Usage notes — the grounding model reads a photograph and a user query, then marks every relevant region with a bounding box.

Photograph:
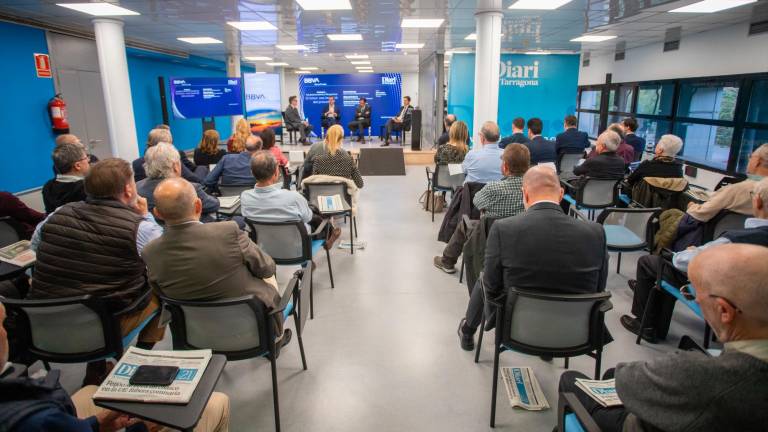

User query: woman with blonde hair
[311,124,364,188]
[194,129,226,166]
[434,120,469,164]
[227,118,251,153]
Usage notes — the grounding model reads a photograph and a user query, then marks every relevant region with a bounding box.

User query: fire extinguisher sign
[34,53,52,78]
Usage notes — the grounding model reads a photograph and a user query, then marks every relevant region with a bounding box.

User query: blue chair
[563,178,621,220]
[598,207,661,274]
[558,392,601,432]
[246,219,333,319]
[2,290,158,369]
[426,164,465,222]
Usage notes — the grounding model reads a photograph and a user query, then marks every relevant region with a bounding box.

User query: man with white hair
[461,121,504,184]
[136,142,219,220]
[626,134,684,189]
[622,177,768,343]
[572,129,626,179]
[132,127,203,183]
[560,243,768,431]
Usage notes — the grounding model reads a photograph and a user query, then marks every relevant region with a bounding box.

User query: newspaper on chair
[500,366,550,411]
[0,241,36,267]
[318,195,344,213]
[93,347,212,404]
[575,378,623,407]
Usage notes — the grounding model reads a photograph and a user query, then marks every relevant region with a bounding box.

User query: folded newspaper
[500,367,550,411]
[93,347,212,404]
[318,195,344,213]
[218,195,240,209]
[575,378,623,407]
[0,240,36,267]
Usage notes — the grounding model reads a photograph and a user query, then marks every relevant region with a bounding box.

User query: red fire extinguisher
[48,93,70,134]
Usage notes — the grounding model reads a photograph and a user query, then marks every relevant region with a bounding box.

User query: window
[579,90,601,111]
[747,80,768,124]
[674,123,733,170]
[637,83,674,116]
[608,86,633,113]
[636,118,671,152]
[737,129,768,173]
[677,81,739,121]
[578,112,600,138]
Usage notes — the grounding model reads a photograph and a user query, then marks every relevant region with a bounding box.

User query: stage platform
[280,137,436,166]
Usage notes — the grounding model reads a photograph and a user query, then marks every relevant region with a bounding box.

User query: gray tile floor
[57,165,709,431]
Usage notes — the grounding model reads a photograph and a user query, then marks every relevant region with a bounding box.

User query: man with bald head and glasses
[559,243,768,432]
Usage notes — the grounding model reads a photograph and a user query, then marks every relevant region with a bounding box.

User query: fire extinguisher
[48,93,70,135]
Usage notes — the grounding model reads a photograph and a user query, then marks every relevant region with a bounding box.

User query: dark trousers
[559,370,628,432]
[348,119,370,138]
[322,117,338,128]
[442,218,475,266]
[463,278,486,334]
[288,122,312,141]
[385,119,404,141]
[631,255,688,339]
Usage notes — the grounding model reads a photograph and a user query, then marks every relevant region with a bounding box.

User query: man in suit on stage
[348,97,372,142]
[382,96,414,146]
[321,96,341,129]
[284,96,313,145]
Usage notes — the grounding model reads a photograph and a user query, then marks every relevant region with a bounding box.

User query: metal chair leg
[617,252,622,274]
[326,248,334,288]
[594,349,602,380]
[564,357,569,369]
[475,316,485,363]
[269,355,281,432]
[293,311,308,371]
[459,256,465,284]
[490,342,501,428]
[431,191,436,222]
[636,287,657,345]
[353,216,358,237]
[309,274,314,320]
[349,217,354,255]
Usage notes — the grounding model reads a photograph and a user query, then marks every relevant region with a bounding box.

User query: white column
[227,54,243,134]
[92,18,139,160]
[472,0,503,142]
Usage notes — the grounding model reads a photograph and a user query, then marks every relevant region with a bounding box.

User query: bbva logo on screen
[381,76,397,85]
[303,77,320,84]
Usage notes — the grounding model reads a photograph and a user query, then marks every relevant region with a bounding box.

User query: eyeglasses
[679,284,742,313]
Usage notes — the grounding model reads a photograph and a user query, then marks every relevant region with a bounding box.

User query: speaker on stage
[410,109,422,150]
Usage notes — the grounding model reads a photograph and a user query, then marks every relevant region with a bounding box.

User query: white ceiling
[0,0,763,73]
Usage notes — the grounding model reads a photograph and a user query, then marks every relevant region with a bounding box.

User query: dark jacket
[353,103,371,121]
[526,136,557,165]
[133,155,202,184]
[722,225,768,245]
[556,128,590,155]
[437,182,485,243]
[626,156,683,187]
[42,179,86,214]
[499,132,530,149]
[463,216,498,294]
[136,177,219,216]
[394,105,415,128]
[284,105,304,125]
[321,104,341,122]
[573,151,626,179]
[437,131,450,147]
[0,192,45,239]
[29,199,149,312]
[193,148,225,166]
[624,133,646,156]
[483,202,608,302]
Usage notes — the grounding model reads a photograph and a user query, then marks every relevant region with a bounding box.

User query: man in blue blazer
[526,118,557,165]
[622,117,646,161]
[555,115,590,156]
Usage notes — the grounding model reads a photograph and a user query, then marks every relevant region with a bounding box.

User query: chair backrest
[245,220,310,264]
[296,267,311,335]
[578,178,619,208]
[0,217,23,248]
[304,182,352,210]
[218,184,254,197]
[501,288,611,356]
[434,164,465,190]
[708,210,750,241]
[2,295,121,363]
[161,295,272,361]
[558,153,583,175]
[599,208,661,248]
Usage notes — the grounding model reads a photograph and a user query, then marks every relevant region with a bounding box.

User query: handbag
[418,190,446,212]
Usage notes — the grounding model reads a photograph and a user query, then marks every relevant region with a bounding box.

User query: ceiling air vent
[750,3,768,35]
[749,20,768,36]
[582,51,590,67]
[614,41,626,61]
[663,27,681,52]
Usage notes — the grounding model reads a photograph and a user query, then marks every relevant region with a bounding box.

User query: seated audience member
[133,128,202,183]
[52,134,99,174]
[626,134,684,188]
[462,121,504,184]
[433,144,530,274]
[204,135,262,189]
[28,159,165,384]
[0,192,44,239]
[301,138,328,182]
[499,117,530,149]
[227,118,251,154]
[586,123,633,164]
[42,142,90,213]
[572,130,626,179]
[142,177,290,342]
[137,143,219,220]
[560,243,768,432]
[525,118,556,165]
[0,302,230,432]
[311,125,364,188]
[437,114,457,147]
[434,121,469,165]
[457,166,608,350]
[622,116,646,159]
[621,177,768,342]
[261,128,288,167]
[555,115,589,155]
[194,129,226,167]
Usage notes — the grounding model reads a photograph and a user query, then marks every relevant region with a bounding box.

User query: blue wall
[0,22,57,193]
[447,53,580,140]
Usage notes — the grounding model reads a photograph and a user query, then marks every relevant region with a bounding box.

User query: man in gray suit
[457,165,608,351]
[284,95,312,144]
[142,177,288,338]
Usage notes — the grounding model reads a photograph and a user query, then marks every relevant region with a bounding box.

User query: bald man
[457,165,608,351]
[141,178,287,338]
[461,121,504,184]
[560,244,768,431]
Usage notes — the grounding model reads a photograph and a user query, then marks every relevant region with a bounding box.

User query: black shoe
[628,279,637,292]
[381,142,390,147]
[458,319,474,351]
[539,355,553,362]
[620,315,657,343]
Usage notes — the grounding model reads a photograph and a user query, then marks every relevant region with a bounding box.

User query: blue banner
[447,54,580,140]
[298,73,402,136]
[170,77,243,119]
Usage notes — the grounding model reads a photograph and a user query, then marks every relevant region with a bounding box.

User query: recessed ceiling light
[401,18,444,28]
[253,71,267,74]
[358,70,374,73]
[295,0,351,10]
[295,70,311,74]
[276,44,308,50]
[525,50,552,55]
[355,66,373,69]
[465,33,503,40]
[243,56,273,61]
[570,35,617,42]
[227,21,277,31]
[266,62,289,66]
[177,37,223,44]
[328,34,363,41]
[508,0,573,9]
[395,43,425,49]
[345,54,369,59]
[300,66,319,70]
[56,2,139,16]
[350,61,371,65]
[669,0,756,13]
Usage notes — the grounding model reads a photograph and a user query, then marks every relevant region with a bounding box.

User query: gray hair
[245,135,263,152]
[55,134,81,147]
[146,128,173,148]
[480,121,500,143]
[656,134,683,157]
[753,143,768,166]
[144,142,180,179]
[755,177,768,204]
[598,130,621,152]
[52,142,87,174]
[607,123,625,140]
[250,151,278,182]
